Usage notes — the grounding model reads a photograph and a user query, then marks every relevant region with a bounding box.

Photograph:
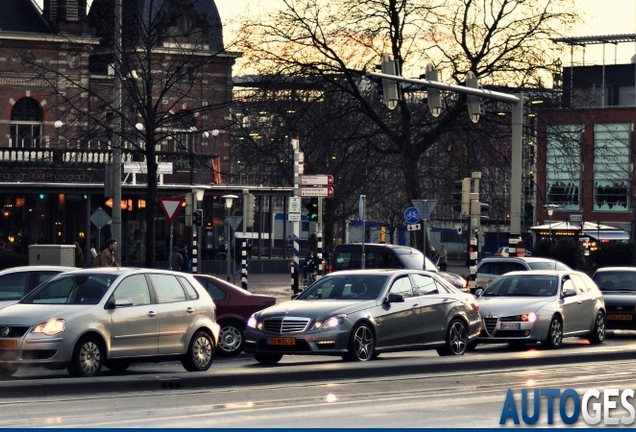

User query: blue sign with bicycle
[404,207,421,224]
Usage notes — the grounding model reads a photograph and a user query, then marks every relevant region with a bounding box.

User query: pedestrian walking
[100,238,119,267]
[170,246,184,270]
[74,241,84,267]
[439,245,448,271]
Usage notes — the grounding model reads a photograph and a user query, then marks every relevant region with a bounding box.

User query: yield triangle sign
[159,196,185,225]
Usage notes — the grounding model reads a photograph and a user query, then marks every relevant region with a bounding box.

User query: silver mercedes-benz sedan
[0,267,219,378]
[475,270,606,348]
[244,269,482,365]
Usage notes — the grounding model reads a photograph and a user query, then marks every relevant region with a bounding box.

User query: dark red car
[194,274,276,356]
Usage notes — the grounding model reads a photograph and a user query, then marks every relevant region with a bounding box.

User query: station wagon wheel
[437,319,468,356]
[345,323,375,361]
[254,353,283,365]
[588,311,606,344]
[68,335,104,377]
[217,320,245,357]
[541,316,563,349]
[181,331,214,372]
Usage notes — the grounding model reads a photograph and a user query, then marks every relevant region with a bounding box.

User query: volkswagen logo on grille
[0,327,9,337]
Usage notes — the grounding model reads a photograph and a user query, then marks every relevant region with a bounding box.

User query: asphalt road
[2,332,636,399]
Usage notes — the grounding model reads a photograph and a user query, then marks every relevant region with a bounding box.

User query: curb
[1,346,633,399]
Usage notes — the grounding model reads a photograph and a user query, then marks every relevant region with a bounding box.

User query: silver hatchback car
[0,268,219,377]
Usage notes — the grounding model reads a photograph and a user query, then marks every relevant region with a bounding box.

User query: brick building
[0,0,239,263]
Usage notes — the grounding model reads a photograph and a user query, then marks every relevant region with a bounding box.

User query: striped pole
[468,236,478,292]
[191,227,198,273]
[241,240,248,290]
[316,230,323,279]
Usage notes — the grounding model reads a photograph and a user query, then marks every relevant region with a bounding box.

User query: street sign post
[404,207,421,224]
[300,187,334,198]
[300,174,334,186]
[288,197,301,222]
[158,196,186,265]
[90,207,111,254]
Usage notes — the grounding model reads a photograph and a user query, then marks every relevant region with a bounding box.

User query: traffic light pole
[291,138,301,296]
[367,68,524,258]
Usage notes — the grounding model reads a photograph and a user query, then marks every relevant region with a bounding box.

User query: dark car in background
[244,269,482,365]
[194,274,277,356]
[474,257,571,293]
[329,243,469,292]
[592,267,636,330]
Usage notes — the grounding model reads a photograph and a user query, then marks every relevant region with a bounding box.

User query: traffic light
[470,199,490,229]
[425,64,442,117]
[243,191,255,228]
[466,71,483,123]
[452,178,471,216]
[193,209,203,226]
[305,198,318,221]
[379,53,400,110]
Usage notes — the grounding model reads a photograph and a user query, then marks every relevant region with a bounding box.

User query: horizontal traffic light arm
[366,70,520,104]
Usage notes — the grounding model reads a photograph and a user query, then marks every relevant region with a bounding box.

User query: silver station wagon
[0,268,219,377]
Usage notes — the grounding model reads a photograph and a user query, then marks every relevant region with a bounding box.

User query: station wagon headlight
[312,314,346,330]
[32,318,66,336]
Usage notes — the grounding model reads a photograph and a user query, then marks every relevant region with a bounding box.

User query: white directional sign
[300,174,334,186]
[407,224,421,231]
[300,187,334,198]
[288,197,301,222]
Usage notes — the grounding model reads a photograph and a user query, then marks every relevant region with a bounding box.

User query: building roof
[0,0,51,34]
[552,34,636,46]
[89,0,224,52]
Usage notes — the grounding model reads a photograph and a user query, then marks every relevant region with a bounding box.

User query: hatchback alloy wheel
[68,336,103,377]
[182,331,214,372]
[588,311,606,344]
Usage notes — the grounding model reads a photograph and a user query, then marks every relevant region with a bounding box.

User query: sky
[33,0,636,63]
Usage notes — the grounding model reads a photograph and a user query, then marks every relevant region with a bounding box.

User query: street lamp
[54,120,63,147]
[193,188,205,273]
[222,194,238,281]
[544,204,558,243]
[135,122,144,149]
[211,129,219,155]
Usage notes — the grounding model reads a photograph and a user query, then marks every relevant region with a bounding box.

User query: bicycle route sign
[404,207,421,224]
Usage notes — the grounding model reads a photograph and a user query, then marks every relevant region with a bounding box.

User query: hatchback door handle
[186,307,195,314]
[147,311,156,317]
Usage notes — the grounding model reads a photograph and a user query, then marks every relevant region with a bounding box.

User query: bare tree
[234,0,578,236]
[31,0,235,266]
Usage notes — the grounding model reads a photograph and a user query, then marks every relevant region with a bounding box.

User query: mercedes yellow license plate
[609,314,633,321]
[268,337,295,346]
[0,340,18,349]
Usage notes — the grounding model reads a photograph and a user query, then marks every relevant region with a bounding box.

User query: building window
[546,124,582,210]
[593,123,632,211]
[10,97,43,148]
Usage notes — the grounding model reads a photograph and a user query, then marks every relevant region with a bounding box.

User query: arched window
[10,98,43,148]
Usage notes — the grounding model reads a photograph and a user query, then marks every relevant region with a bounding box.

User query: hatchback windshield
[20,274,118,305]
[297,274,389,300]
[482,275,558,297]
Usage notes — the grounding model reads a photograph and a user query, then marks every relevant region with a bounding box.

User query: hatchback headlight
[311,314,346,331]
[32,318,67,336]
[510,313,537,323]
